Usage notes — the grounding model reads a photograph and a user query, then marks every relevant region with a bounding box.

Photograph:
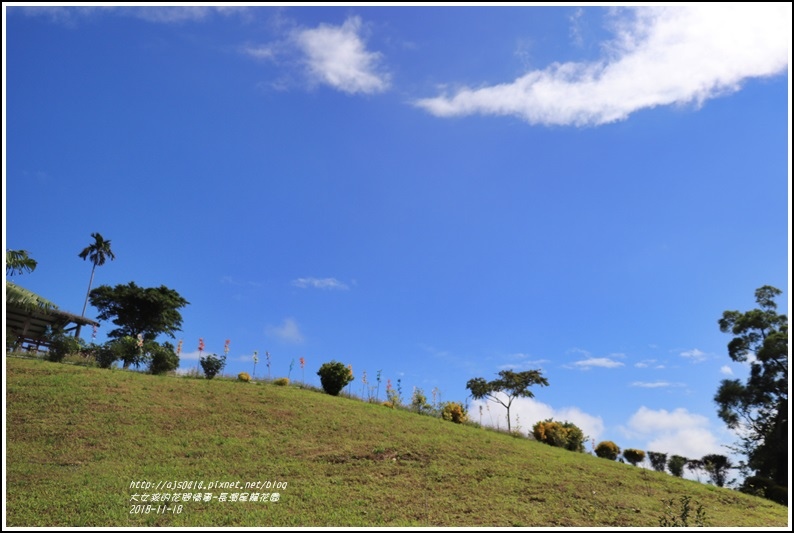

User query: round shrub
[147,341,179,375]
[595,440,621,460]
[199,353,226,379]
[532,419,587,452]
[238,372,251,382]
[441,401,468,424]
[317,360,354,396]
[272,377,289,386]
[623,448,646,466]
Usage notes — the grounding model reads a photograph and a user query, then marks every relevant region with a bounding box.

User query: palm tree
[5,249,57,312]
[6,249,38,276]
[78,233,116,318]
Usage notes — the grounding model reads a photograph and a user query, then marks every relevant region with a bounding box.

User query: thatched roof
[5,297,99,351]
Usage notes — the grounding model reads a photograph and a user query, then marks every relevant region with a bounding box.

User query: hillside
[4,357,789,527]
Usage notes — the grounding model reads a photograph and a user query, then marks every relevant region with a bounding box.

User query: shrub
[595,440,621,460]
[623,448,646,467]
[440,401,468,424]
[100,336,148,369]
[147,341,179,375]
[668,455,688,478]
[648,451,668,472]
[47,333,85,363]
[237,372,251,382]
[317,360,354,396]
[741,476,788,505]
[411,387,431,414]
[658,495,708,527]
[273,377,289,386]
[532,419,587,452]
[199,353,226,379]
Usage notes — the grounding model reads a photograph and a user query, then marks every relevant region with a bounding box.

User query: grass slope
[5,357,789,527]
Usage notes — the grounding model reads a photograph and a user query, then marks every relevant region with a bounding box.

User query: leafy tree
[147,341,180,375]
[78,233,116,317]
[200,353,226,379]
[648,451,668,473]
[623,448,646,467]
[466,369,548,432]
[89,282,189,342]
[667,455,688,478]
[701,454,733,488]
[714,285,788,493]
[317,360,354,396]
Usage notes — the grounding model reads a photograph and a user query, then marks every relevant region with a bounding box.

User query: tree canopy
[714,285,788,494]
[466,369,548,432]
[89,282,189,341]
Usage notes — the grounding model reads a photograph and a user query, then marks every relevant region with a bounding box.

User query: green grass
[5,356,789,527]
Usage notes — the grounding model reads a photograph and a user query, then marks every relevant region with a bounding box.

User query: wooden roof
[5,304,99,351]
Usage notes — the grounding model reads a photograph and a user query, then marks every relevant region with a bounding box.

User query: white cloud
[265,317,304,344]
[415,5,789,126]
[630,381,679,388]
[720,365,733,376]
[472,396,605,443]
[621,406,723,459]
[294,16,390,94]
[292,277,349,290]
[573,357,624,369]
[680,348,707,362]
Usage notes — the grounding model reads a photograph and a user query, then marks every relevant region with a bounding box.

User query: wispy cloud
[294,16,390,94]
[572,357,624,369]
[20,6,249,25]
[265,317,304,344]
[221,276,263,288]
[680,348,707,363]
[292,277,349,290]
[720,365,733,376]
[630,381,681,389]
[635,359,664,369]
[414,5,789,126]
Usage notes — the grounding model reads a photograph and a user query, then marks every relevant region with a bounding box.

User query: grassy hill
[5,356,790,527]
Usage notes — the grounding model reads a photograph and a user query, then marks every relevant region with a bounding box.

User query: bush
[47,333,85,363]
[595,440,621,460]
[741,476,787,505]
[440,401,468,424]
[273,377,289,386]
[648,451,668,472]
[147,341,180,375]
[668,455,688,478]
[623,448,646,466]
[532,419,587,452]
[411,387,431,414]
[199,353,226,379]
[238,372,251,382]
[317,360,354,396]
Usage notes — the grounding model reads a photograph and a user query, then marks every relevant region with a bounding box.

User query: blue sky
[3,4,791,480]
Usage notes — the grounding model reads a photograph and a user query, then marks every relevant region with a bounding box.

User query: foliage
[714,285,788,490]
[317,360,354,396]
[739,476,787,506]
[5,250,57,312]
[411,387,431,414]
[147,341,180,375]
[658,495,708,527]
[45,329,86,363]
[594,441,620,461]
[532,419,586,452]
[238,372,251,382]
[89,282,190,341]
[440,401,468,424]
[199,353,226,380]
[466,369,548,432]
[6,249,38,276]
[648,451,668,473]
[701,454,732,488]
[668,455,688,478]
[623,448,646,467]
[273,377,290,386]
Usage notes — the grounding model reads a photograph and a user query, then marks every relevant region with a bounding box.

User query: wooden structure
[5,304,99,352]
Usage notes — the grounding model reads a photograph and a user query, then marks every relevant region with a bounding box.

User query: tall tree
[714,285,788,495]
[78,233,116,318]
[89,282,189,341]
[466,369,549,432]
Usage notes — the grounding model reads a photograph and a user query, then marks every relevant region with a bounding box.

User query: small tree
[648,451,668,473]
[623,448,646,467]
[466,369,548,432]
[702,454,733,487]
[147,341,180,375]
[200,353,226,379]
[532,419,587,452]
[668,455,688,478]
[595,440,621,460]
[411,387,431,414]
[317,360,354,396]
